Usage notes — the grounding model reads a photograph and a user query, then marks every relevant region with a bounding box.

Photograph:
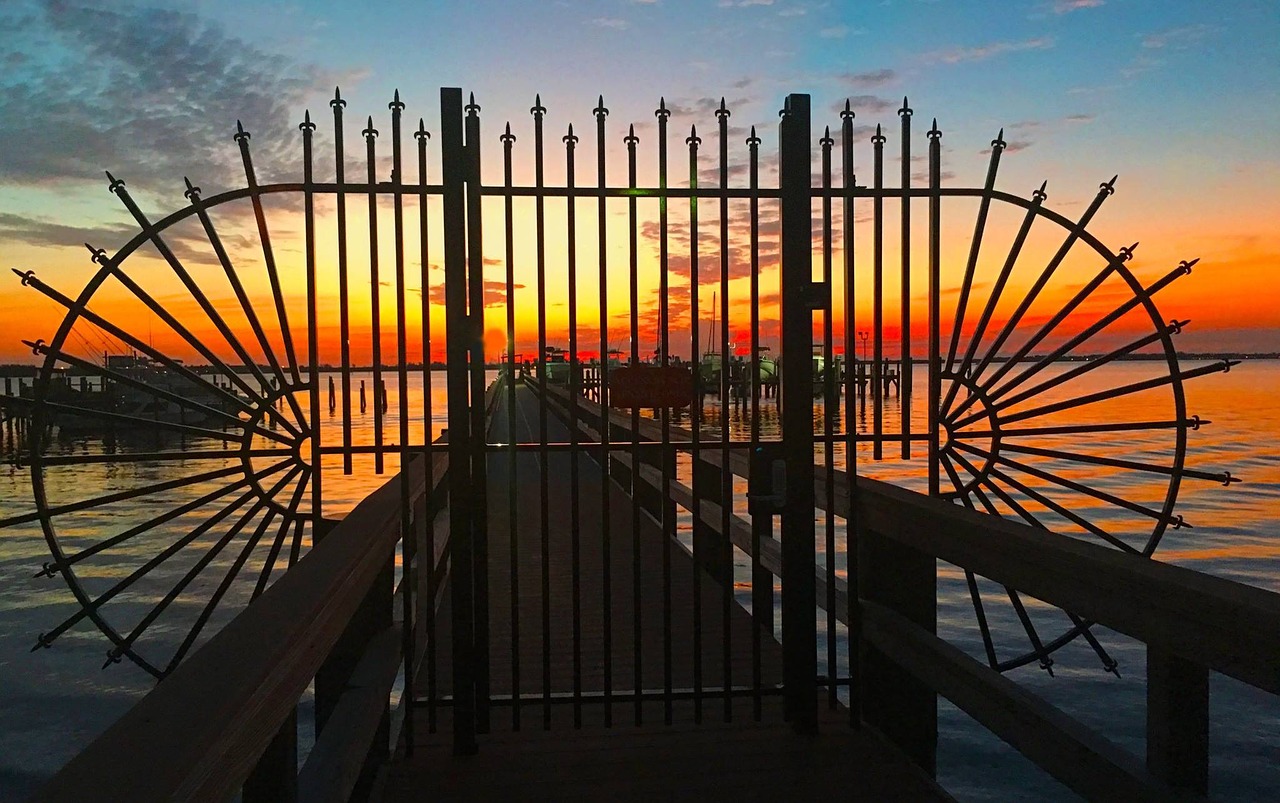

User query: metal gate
[2,84,1233,757]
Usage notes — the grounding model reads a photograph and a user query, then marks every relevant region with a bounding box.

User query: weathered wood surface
[378,384,945,800]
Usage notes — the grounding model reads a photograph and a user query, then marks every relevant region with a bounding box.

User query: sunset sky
[1,0,1276,365]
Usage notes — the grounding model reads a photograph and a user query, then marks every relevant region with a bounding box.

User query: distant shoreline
[0,352,1276,377]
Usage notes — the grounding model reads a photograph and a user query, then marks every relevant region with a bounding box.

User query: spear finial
[716,97,730,119]
[656,97,670,120]
[414,118,430,141]
[331,86,346,109]
[840,99,854,121]
[898,96,912,116]
[594,95,609,118]
[363,116,378,138]
[531,93,546,117]
[299,109,315,133]
[234,120,250,142]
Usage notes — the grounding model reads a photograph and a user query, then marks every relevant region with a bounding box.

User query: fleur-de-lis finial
[183,177,201,201]
[594,95,609,118]
[1032,180,1048,202]
[1101,174,1118,195]
[820,125,834,148]
[872,123,885,145]
[624,123,639,146]
[563,123,578,146]
[234,120,250,143]
[390,89,405,113]
[299,109,315,133]
[531,93,546,118]
[991,128,1006,151]
[466,92,480,115]
[655,97,670,121]
[746,125,760,148]
[414,118,430,141]
[363,116,378,138]
[686,124,700,147]
[899,96,912,117]
[331,86,346,109]
[500,121,516,145]
[104,170,125,194]
[84,243,109,265]
[928,118,941,140]
[715,97,730,120]
[840,99,854,121]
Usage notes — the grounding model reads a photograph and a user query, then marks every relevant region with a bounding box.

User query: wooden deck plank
[378,385,946,801]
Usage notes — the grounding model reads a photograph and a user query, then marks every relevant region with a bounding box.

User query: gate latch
[805,281,830,310]
[747,444,787,516]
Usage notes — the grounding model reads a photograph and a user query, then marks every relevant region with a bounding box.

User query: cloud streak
[924,37,1054,65]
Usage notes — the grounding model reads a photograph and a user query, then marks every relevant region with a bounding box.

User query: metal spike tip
[875,123,882,134]
[599,94,605,106]
[334,86,341,100]
[931,118,938,130]
[83,242,95,253]
[394,89,401,102]
[505,121,511,134]
[1183,257,1201,269]
[750,124,756,135]
[824,125,831,137]
[1129,241,1140,252]
[104,170,115,183]
[367,115,374,127]
[629,123,635,134]
[1038,179,1048,192]
[997,127,1004,139]
[237,120,245,134]
[902,95,909,107]
[304,109,311,124]
[845,99,851,111]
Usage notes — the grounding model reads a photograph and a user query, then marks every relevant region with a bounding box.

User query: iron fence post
[778,92,818,734]
[441,86,477,755]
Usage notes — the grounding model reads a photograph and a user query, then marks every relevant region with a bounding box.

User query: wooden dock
[376,384,946,800]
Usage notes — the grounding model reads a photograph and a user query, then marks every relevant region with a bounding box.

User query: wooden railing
[34,450,449,803]
[538,380,1280,801]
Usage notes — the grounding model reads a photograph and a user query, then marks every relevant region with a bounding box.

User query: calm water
[0,361,1276,800]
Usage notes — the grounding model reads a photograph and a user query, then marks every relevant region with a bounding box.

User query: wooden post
[858,527,937,775]
[242,709,298,803]
[1146,646,1209,794]
[692,455,732,587]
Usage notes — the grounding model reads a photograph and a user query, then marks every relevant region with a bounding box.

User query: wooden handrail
[539,381,1280,694]
[35,452,446,803]
[535,379,1278,796]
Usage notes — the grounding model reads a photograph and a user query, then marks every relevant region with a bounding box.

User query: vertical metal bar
[531,94,553,730]
[594,96,613,727]
[899,99,912,459]
[839,100,859,726]
[656,97,674,725]
[464,94,490,734]
[871,124,885,460]
[414,117,438,735]
[746,125,765,723]
[778,93,817,734]
[364,116,385,474]
[686,123,703,724]
[300,110,323,555]
[440,86,476,755]
[927,120,942,500]
[235,122,302,389]
[564,121,583,728]
[332,89,353,474]
[624,124,643,726]
[820,126,836,710]
[500,121,520,731]
[389,91,415,753]
[716,98,733,723]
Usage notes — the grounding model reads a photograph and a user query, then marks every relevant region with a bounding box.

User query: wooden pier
[32,375,1280,802]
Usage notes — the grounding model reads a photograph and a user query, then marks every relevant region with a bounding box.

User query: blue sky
[1,0,1277,353]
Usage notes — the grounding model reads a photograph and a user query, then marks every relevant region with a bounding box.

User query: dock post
[778,92,818,734]
[858,527,937,774]
[1146,647,1209,793]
